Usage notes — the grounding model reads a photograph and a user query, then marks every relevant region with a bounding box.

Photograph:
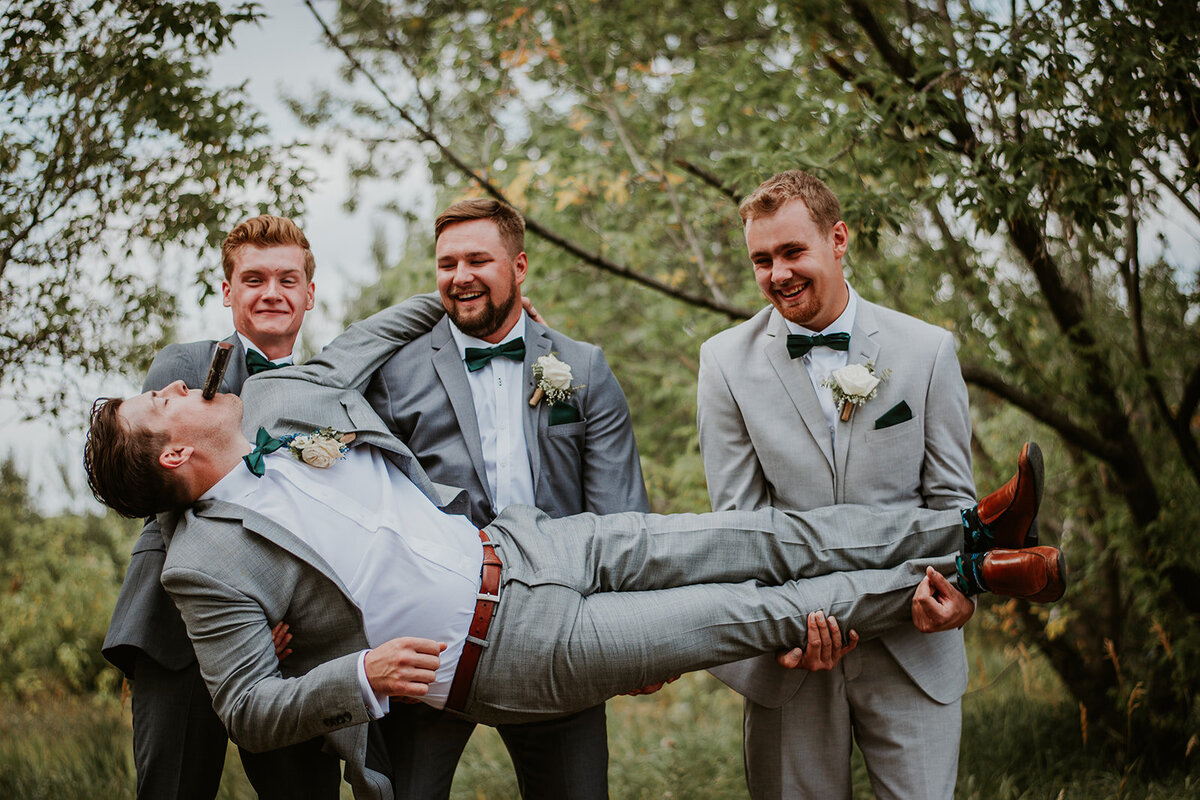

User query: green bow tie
[786,332,851,358]
[246,350,287,376]
[464,338,526,372]
[242,428,283,477]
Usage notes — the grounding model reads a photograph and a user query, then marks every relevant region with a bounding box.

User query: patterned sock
[955,552,989,595]
[961,507,994,553]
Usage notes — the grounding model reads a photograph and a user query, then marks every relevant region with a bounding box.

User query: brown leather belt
[445,529,502,712]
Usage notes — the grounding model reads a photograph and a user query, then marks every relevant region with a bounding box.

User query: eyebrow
[239,267,305,276]
[438,249,492,261]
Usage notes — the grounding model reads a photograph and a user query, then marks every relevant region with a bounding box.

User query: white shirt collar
[236,332,294,366]
[201,456,261,504]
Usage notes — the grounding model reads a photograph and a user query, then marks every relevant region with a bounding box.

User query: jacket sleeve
[696,340,772,512]
[919,331,976,509]
[161,563,371,753]
[267,293,445,393]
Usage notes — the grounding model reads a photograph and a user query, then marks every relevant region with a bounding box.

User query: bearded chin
[450,291,518,339]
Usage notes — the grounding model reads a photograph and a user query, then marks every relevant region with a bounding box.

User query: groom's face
[746,198,849,331]
[436,218,528,344]
[119,380,243,455]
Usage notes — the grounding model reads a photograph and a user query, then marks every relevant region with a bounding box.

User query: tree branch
[304,0,755,321]
[672,157,740,203]
[1138,156,1200,226]
[960,363,1123,462]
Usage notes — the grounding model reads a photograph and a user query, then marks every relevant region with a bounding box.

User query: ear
[159,444,194,471]
[831,220,850,260]
[221,280,232,308]
[513,252,529,286]
[305,280,315,310]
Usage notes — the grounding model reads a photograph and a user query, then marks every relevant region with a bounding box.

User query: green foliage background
[321,0,1200,765]
[1,0,1199,792]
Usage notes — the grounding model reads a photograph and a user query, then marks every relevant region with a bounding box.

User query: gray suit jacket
[365,315,648,527]
[160,295,468,800]
[697,294,975,707]
[103,334,251,677]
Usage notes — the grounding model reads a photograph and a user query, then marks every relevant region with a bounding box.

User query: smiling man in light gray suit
[364,199,649,800]
[698,170,978,800]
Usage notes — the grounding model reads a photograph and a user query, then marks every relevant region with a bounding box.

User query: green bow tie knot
[464,338,526,372]
[242,428,284,477]
[786,332,851,359]
[246,350,286,375]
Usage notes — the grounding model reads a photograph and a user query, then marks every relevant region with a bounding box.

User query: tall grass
[3,632,1196,799]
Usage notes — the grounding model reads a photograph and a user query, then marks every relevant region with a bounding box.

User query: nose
[164,379,189,396]
[770,259,792,286]
[262,278,283,301]
[451,261,474,285]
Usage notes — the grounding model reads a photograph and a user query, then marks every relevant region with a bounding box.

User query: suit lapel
[430,319,493,503]
[764,311,835,472]
[523,321,552,494]
[834,297,882,496]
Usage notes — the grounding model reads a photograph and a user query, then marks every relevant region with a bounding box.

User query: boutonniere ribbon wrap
[279,427,356,468]
[529,353,585,407]
[823,363,890,423]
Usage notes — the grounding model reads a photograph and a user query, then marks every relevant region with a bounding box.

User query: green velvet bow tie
[245,350,286,376]
[786,332,851,358]
[464,338,526,372]
[242,428,283,477]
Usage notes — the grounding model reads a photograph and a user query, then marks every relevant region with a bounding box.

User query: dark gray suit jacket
[102,334,251,677]
[365,315,648,526]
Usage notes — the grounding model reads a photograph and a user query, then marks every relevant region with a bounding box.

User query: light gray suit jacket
[103,334,251,677]
[697,295,975,708]
[364,315,648,527]
[160,294,467,800]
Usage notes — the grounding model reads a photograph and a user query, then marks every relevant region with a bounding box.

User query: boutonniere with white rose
[529,353,585,407]
[823,362,891,422]
[278,427,356,468]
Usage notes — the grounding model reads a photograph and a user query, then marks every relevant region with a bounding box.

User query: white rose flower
[301,438,343,468]
[831,364,880,398]
[536,355,573,390]
[291,434,313,448]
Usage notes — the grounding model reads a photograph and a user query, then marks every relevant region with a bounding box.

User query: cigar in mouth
[202,342,234,400]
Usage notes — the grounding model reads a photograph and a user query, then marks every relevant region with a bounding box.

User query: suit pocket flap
[548,402,581,426]
[874,400,913,430]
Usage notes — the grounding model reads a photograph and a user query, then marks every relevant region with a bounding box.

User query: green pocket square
[874,401,913,430]
[549,402,581,425]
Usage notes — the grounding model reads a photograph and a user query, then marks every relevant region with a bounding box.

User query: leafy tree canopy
[311,0,1200,765]
[0,0,308,415]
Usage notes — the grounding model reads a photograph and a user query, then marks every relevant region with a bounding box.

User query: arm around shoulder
[279,292,445,393]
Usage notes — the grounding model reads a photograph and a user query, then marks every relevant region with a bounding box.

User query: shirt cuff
[357,650,389,719]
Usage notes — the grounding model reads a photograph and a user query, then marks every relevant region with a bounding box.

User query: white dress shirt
[202,444,484,714]
[448,313,536,511]
[783,286,858,445]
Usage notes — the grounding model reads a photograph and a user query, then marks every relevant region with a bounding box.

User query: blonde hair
[221,215,316,281]
[738,170,842,233]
